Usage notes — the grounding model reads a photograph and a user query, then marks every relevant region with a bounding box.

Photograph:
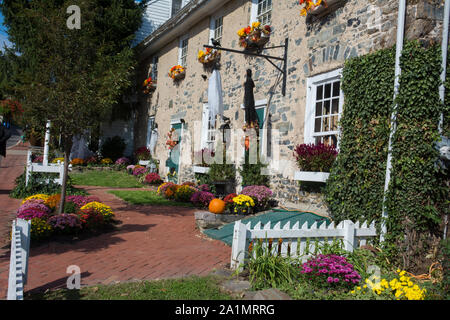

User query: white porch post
[43,120,51,166]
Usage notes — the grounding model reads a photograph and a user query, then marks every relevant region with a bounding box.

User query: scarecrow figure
[243,69,258,130]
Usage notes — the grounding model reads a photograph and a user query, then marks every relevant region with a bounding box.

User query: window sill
[193,166,210,174]
[294,171,330,183]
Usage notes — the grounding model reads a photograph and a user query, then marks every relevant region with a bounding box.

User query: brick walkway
[0,147,231,298]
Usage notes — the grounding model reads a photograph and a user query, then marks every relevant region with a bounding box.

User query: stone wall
[135,0,446,210]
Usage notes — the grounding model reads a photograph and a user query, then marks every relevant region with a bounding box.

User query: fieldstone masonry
[135,0,445,212]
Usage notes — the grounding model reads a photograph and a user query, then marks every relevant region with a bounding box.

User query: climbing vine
[325,41,449,271]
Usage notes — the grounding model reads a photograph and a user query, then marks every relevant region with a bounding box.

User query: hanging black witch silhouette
[243,69,258,130]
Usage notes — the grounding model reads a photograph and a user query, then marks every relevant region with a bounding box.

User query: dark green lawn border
[109,190,194,207]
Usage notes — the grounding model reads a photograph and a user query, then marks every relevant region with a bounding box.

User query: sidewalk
[0,148,231,298]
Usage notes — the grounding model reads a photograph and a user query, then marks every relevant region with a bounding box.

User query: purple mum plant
[66,195,102,209]
[190,191,215,208]
[115,157,130,166]
[48,214,82,234]
[300,254,361,288]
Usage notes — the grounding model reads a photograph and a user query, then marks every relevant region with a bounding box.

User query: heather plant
[190,191,215,208]
[240,185,273,210]
[299,254,361,289]
[294,143,338,172]
[48,214,82,235]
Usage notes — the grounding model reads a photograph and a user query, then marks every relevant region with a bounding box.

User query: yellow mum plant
[80,202,114,222]
[22,194,50,204]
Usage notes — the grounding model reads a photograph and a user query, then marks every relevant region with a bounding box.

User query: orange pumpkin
[209,198,226,214]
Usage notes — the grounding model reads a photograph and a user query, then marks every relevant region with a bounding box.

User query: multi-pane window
[257,0,272,25]
[206,113,216,150]
[313,80,341,146]
[213,16,223,43]
[152,56,158,81]
[179,37,188,67]
[304,69,343,148]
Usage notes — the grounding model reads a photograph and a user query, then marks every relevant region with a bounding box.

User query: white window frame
[304,68,344,148]
[201,103,217,150]
[178,35,189,67]
[250,0,272,25]
[146,116,155,149]
[209,15,223,45]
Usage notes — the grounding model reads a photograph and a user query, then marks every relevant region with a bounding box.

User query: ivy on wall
[325,46,395,225]
[325,41,449,271]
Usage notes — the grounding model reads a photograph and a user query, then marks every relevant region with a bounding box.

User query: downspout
[440,0,449,239]
[380,0,406,243]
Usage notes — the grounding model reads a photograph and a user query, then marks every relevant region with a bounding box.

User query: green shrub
[100,136,126,162]
[10,171,86,199]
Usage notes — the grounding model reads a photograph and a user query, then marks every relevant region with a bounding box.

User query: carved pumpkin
[209,198,226,214]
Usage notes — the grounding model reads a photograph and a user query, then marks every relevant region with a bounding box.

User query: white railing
[26,149,65,186]
[7,219,31,300]
[231,219,377,270]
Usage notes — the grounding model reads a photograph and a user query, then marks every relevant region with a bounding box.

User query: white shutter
[201,104,209,149]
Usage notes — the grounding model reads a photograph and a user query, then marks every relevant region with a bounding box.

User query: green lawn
[26,276,233,300]
[70,170,143,188]
[109,190,194,207]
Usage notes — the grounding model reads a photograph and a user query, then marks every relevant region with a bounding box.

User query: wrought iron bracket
[204,37,289,96]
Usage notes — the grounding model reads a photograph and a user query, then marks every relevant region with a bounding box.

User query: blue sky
[0,3,12,51]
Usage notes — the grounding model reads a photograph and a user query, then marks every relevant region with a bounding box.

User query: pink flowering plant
[299,254,361,289]
[65,195,102,209]
[132,166,148,177]
[240,185,273,210]
[17,200,51,220]
[294,143,338,172]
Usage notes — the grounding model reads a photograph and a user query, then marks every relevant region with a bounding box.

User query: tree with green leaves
[1,0,147,213]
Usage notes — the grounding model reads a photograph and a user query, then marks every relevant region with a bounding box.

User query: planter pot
[309,0,344,16]
[294,171,330,183]
[172,71,186,81]
[139,160,150,166]
[193,166,210,174]
[245,33,270,50]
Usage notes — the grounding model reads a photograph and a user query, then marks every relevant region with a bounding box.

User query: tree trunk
[58,136,73,214]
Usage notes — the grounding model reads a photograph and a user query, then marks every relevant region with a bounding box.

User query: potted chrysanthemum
[293,143,338,182]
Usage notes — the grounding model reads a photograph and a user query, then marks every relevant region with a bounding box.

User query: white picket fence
[230,219,377,270]
[26,149,65,186]
[7,219,31,300]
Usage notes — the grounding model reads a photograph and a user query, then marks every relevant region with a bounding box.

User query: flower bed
[17,193,115,241]
[155,181,274,216]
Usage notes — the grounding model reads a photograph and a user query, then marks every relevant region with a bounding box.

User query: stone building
[132,0,446,213]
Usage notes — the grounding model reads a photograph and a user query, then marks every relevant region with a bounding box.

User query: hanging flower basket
[142,77,156,94]
[198,48,221,68]
[299,0,343,17]
[168,65,186,81]
[237,22,271,51]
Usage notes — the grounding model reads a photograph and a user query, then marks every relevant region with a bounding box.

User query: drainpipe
[380,0,406,243]
[440,0,449,239]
